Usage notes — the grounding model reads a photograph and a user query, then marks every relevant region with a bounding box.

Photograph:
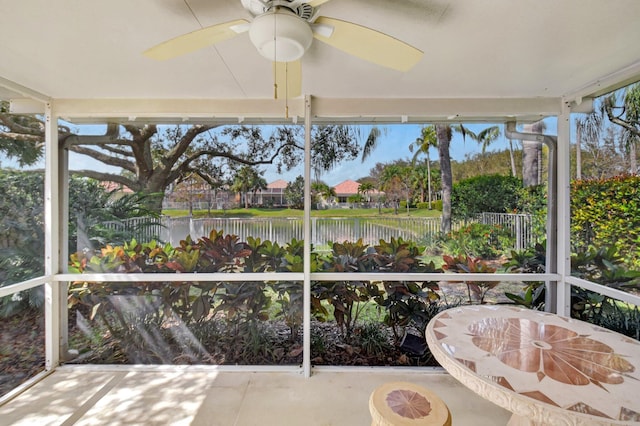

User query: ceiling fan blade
[312,16,423,72]
[273,61,302,99]
[307,0,332,7]
[143,19,249,60]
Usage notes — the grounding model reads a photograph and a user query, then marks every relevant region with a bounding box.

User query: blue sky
[262,120,558,186]
[3,120,560,187]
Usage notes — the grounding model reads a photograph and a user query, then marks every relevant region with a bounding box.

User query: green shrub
[514,184,547,244]
[452,175,522,220]
[398,200,416,209]
[439,223,514,259]
[571,175,640,269]
[416,201,439,210]
[347,194,365,203]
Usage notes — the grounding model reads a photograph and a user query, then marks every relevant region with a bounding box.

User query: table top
[425,305,640,425]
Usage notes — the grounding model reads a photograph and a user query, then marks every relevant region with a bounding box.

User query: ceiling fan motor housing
[249,8,313,62]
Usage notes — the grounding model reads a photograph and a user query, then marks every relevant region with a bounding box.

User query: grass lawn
[164,207,442,219]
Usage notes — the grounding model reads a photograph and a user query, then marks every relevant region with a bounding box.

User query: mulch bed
[0,309,45,398]
[2,281,523,398]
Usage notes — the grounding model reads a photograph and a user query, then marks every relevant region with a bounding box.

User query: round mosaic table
[369,381,452,426]
[425,305,640,426]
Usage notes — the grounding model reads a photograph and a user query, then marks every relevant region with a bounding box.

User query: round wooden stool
[369,381,452,426]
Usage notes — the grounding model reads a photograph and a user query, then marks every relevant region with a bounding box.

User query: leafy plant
[313,239,381,340]
[370,237,442,341]
[572,245,640,291]
[440,223,514,259]
[271,239,313,341]
[503,242,546,310]
[570,245,640,322]
[356,322,392,357]
[442,254,498,304]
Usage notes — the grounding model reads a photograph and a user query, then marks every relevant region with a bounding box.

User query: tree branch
[67,145,137,172]
[605,106,640,138]
[69,170,139,191]
[126,125,157,178]
[183,139,303,169]
[100,145,132,157]
[0,132,43,143]
[165,125,220,165]
[0,113,45,136]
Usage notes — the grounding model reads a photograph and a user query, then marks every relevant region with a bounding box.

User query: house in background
[330,179,384,208]
[162,176,230,211]
[333,179,360,205]
[259,179,287,207]
[99,181,133,198]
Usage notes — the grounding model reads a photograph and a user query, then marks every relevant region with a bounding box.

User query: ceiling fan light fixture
[249,9,313,62]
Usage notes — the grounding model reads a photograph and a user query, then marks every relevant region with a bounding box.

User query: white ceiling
[1,0,640,122]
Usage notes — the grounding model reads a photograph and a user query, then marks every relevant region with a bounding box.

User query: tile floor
[0,366,511,425]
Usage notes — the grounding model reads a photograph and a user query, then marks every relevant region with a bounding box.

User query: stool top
[369,381,451,426]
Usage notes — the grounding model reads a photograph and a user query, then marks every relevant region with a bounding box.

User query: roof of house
[100,181,133,193]
[267,179,288,189]
[333,180,360,195]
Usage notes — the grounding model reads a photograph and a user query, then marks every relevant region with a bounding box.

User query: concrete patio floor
[0,366,511,425]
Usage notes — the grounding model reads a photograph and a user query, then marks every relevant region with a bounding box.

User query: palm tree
[409,125,438,209]
[604,84,640,174]
[451,124,501,172]
[409,164,430,205]
[360,126,386,162]
[321,185,336,204]
[231,166,264,208]
[357,181,375,203]
[575,104,604,179]
[436,124,453,234]
[250,176,267,206]
[310,181,336,207]
[379,164,408,214]
[477,126,501,156]
[311,181,326,204]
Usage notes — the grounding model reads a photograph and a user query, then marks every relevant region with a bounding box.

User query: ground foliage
[65,232,447,368]
[0,309,44,398]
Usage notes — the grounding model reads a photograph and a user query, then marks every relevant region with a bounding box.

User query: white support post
[59,147,69,358]
[303,95,312,378]
[44,102,60,369]
[556,100,572,316]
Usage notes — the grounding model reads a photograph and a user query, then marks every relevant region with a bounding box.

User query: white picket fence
[102,213,539,251]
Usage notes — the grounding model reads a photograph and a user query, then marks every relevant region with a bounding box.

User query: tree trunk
[630,140,638,175]
[436,124,452,235]
[522,140,540,187]
[142,189,166,214]
[522,123,543,187]
[508,139,517,177]
[576,124,582,179]
[427,155,433,209]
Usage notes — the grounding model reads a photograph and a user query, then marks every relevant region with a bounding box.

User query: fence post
[516,215,523,251]
[269,220,273,242]
[311,217,317,247]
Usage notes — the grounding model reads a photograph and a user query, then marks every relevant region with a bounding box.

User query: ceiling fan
[144,0,423,99]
